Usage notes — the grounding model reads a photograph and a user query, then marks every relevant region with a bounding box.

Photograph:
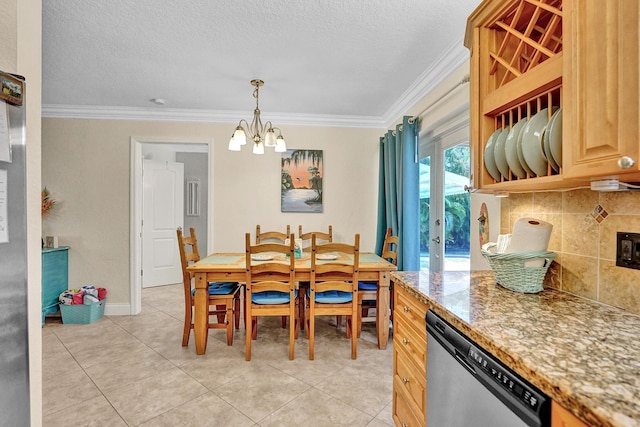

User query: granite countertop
[391,270,640,427]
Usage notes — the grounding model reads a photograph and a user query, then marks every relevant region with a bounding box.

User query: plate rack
[486,85,562,183]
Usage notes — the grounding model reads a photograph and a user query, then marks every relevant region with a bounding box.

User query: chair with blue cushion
[177,227,241,347]
[255,224,291,329]
[307,233,360,360]
[297,225,333,329]
[357,227,398,337]
[245,232,298,361]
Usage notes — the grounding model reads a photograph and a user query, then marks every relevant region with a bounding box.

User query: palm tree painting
[281,149,323,213]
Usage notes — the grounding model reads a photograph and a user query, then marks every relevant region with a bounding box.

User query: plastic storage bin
[60,299,106,324]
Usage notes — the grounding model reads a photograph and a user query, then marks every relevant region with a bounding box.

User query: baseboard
[104,303,132,316]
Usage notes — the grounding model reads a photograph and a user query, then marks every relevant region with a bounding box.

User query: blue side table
[42,246,69,325]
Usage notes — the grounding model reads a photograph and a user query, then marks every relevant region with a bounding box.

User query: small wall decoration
[281,149,323,213]
[0,71,24,106]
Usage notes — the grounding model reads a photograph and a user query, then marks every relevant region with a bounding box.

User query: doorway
[130,137,213,315]
[419,120,471,271]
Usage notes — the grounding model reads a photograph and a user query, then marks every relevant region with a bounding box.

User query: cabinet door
[551,401,590,427]
[563,0,640,179]
[42,248,69,315]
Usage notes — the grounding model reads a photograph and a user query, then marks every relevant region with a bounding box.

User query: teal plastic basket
[60,299,106,324]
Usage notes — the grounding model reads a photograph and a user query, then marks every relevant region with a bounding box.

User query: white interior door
[142,159,184,287]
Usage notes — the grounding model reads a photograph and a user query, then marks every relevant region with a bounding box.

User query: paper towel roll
[506,217,552,252]
[507,217,553,267]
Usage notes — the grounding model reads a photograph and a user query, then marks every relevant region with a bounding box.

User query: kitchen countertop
[391,270,640,427]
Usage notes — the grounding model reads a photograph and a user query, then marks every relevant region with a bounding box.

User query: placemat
[199,255,243,265]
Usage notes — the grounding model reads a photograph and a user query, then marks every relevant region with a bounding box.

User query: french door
[419,139,470,271]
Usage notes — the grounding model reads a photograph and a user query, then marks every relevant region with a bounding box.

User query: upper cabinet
[563,0,639,180]
[465,0,640,192]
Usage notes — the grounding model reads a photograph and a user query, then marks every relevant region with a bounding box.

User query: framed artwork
[0,72,24,106]
[281,149,323,213]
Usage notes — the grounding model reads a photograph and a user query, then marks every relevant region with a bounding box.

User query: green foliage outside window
[419,145,470,253]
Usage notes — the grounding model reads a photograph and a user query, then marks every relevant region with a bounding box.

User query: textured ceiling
[42,0,480,127]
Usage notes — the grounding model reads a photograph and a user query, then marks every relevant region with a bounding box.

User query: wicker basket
[481,245,556,293]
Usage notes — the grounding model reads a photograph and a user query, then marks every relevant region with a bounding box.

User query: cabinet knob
[403,306,410,313]
[618,156,635,169]
[401,424,409,427]
[402,377,410,384]
[402,337,410,345]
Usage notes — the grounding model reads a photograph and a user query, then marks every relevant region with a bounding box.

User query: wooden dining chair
[307,233,360,360]
[176,227,241,347]
[256,224,291,244]
[357,227,399,337]
[297,225,333,329]
[245,232,298,361]
[298,225,333,251]
[255,224,292,329]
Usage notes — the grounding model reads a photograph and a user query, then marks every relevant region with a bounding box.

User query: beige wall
[501,189,640,315]
[41,119,380,308]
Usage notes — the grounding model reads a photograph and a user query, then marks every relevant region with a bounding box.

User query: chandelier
[228,79,287,154]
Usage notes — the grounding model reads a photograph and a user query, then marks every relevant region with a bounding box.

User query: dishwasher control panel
[468,346,542,411]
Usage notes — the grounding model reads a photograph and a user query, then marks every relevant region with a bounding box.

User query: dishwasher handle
[455,349,476,375]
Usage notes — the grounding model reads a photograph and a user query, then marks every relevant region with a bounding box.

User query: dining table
[186,251,398,355]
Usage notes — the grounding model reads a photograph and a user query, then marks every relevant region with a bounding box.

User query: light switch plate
[616,232,640,270]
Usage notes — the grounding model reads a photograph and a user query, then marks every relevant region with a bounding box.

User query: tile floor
[42,283,395,426]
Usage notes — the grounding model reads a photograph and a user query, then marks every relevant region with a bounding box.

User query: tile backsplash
[500,189,640,315]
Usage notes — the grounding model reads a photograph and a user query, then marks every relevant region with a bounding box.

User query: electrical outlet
[616,232,640,270]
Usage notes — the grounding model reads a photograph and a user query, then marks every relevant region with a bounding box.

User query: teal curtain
[375,116,419,270]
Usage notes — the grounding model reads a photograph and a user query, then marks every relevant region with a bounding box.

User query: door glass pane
[419,156,430,269]
[443,143,470,271]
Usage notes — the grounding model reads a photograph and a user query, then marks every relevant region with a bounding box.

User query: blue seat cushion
[191,282,238,296]
[252,289,298,305]
[358,281,377,291]
[308,288,353,304]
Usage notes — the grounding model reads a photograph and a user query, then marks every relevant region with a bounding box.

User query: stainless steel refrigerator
[0,72,30,425]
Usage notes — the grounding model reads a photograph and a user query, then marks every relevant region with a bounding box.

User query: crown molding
[42,40,468,131]
[381,38,469,128]
[41,104,388,129]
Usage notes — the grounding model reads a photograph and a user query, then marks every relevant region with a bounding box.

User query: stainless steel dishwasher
[426,310,550,427]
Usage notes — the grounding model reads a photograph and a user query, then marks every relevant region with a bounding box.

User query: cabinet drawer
[395,287,427,333]
[394,348,426,416]
[394,316,427,371]
[393,377,425,427]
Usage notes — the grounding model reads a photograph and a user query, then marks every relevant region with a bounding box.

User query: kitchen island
[391,270,640,427]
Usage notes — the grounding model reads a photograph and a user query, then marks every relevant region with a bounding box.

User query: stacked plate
[483,106,562,181]
[545,108,562,172]
[484,128,503,181]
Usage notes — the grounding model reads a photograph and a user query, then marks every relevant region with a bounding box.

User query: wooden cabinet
[552,401,590,427]
[392,284,427,427]
[466,0,639,192]
[42,247,69,323]
[563,0,640,181]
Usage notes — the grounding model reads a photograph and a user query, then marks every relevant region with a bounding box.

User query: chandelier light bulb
[265,128,277,147]
[232,126,247,146]
[253,141,265,155]
[274,135,287,153]
[228,134,241,151]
